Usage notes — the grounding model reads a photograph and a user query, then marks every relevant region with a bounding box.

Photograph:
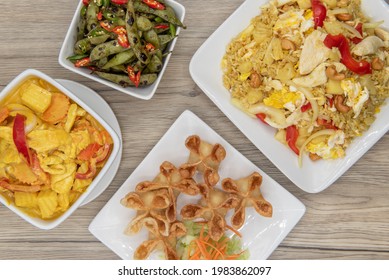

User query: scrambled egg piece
[274,10,304,31]
[341,79,370,118]
[263,88,303,111]
[306,131,346,159]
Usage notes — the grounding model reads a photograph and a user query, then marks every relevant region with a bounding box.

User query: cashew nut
[325,65,346,81]
[334,95,351,113]
[309,153,322,161]
[336,13,353,21]
[281,38,296,51]
[372,57,385,70]
[249,72,262,88]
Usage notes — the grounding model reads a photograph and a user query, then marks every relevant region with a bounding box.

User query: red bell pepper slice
[324,34,372,75]
[78,143,101,161]
[255,113,268,125]
[95,144,111,163]
[142,0,165,10]
[127,66,141,87]
[301,102,312,112]
[317,118,338,130]
[286,125,300,155]
[311,0,327,29]
[111,0,128,4]
[75,160,97,180]
[13,114,31,165]
[350,23,363,44]
[74,57,91,68]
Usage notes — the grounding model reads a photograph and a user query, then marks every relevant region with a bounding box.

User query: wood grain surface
[0,0,388,260]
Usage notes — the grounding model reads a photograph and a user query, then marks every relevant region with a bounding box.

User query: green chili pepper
[80,5,87,18]
[67,54,89,63]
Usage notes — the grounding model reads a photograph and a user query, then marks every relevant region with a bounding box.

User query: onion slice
[287,82,319,125]
[338,22,363,39]
[298,129,337,167]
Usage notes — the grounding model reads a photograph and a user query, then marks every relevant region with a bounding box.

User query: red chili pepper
[142,0,165,10]
[311,0,327,29]
[145,42,155,52]
[111,0,128,4]
[350,23,363,44]
[286,125,300,156]
[113,26,130,48]
[82,0,90,6]
[97,11,103,21]
[74,57,91,67]
[13,114,31,165]
[324,34,372,75]
[301,102,312,112]
[255,113,268,125]
[317,118,338,130]
[127,66,141,87]
[100,20,115,32]
[154,24,169,29]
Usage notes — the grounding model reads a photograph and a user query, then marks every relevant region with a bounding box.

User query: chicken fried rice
[222,0,389,165]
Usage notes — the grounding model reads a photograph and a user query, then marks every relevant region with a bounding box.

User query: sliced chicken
[299,30,331,75]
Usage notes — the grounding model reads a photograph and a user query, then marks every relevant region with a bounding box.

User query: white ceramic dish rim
[58,0,186,100]
[89,110,306,260]
[189,0,389,193]
[0,69,121,229]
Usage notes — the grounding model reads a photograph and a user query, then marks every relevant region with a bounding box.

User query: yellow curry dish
[0,75,113,220]
[222,0,389,166]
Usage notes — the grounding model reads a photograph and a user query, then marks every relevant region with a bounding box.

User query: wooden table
[0,0,388,260]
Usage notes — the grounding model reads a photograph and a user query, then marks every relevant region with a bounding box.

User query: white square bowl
[189,0,389,193]
[59,0,185,100]
[0,69,121,229]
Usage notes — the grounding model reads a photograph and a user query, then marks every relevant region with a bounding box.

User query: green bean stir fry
[68,0,185,88]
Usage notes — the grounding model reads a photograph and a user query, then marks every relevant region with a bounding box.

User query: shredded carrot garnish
[226,225,242,238]
[184,222,245,260]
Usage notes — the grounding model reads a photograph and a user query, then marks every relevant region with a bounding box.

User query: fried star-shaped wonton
[121,188,172,236]
[180,184,239,241]
[179,135,226,186]
[221,172,273,229]
[135,161,200,222]
[134,221,187,260]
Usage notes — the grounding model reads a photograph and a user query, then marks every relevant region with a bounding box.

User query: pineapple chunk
[15,192,38,208]
[20,83,52,113]
[37,190,58,219]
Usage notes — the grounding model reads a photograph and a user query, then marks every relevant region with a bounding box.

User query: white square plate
[89,110,305,260]
[189,0,389,193]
